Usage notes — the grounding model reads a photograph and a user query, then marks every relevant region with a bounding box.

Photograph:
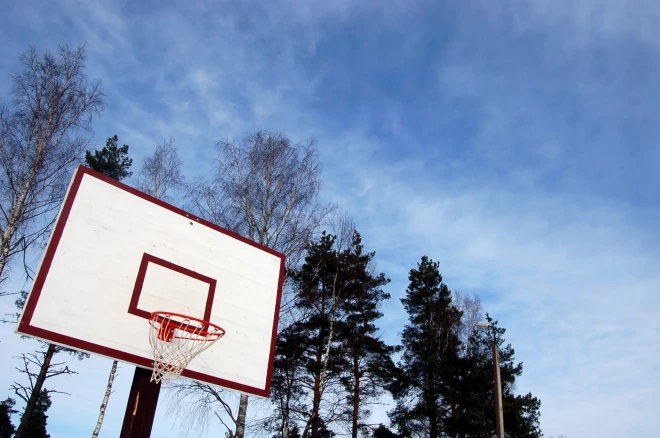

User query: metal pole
[119,367,161,438]
[492,329,505,438]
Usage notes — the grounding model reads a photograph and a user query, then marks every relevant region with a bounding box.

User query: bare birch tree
[179,130,333,438]
[187,130,332,270]
[91,360,118,438]
[136,137,183,200]
[0,45,103,290]
[453,290,482,351]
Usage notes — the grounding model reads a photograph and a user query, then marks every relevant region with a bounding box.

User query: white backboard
[17,166,285,397]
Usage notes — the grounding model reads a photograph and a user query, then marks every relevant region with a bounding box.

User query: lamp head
[476,321,492,328]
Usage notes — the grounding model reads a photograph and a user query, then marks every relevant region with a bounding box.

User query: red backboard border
[17,165,286,398]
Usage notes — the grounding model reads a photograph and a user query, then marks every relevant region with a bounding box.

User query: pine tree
[446,316,542,438]
[273,230,396,438]
[337,231,397,438]
[84,135,133,180]
[286,232,347,437]
[20,390,51,438]
[0,398,17,438]
[372,424,399,438]
[389,256,463,438]
[271,324,311,438]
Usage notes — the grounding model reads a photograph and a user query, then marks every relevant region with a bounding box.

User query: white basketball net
[148,312,225,384]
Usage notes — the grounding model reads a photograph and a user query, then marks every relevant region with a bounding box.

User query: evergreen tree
[285,232,347,437]
[337,231,397,438]
[272,425,302,438]
[372,424,399,438]
[20,390,51,438]
[271,324,311,438]
[389,256,463,438]
[273,231,395,438]
[289,426,302,438]
[0,398,17,438]
[84,135,133,180]
[446,316,542,438]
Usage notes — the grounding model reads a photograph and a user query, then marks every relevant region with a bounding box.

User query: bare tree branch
[0,44,104,291]
[186,131,334,270]
[136,137,183,201]
[11,344,80,438]
[453,290,483,352]
[181,130,334,438]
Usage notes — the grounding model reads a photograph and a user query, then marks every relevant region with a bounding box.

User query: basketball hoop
[148,311,225,384]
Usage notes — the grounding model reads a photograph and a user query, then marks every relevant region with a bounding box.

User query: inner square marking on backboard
[128,253,217,323]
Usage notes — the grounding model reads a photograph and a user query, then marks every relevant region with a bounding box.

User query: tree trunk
[14,343,56,438]
[235,394,248,438]
[310,368,322,438]
[429,420,438,438]
[351,355,360,438]
[92,360,118,438]
[282,381,290,438]
[0,163,40,281]
[425,366,438,438]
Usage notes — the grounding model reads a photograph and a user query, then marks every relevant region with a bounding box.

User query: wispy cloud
[1,1,659,437]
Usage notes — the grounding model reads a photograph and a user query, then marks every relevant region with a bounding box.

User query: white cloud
[316,122,660,436]
[1,1,659,437]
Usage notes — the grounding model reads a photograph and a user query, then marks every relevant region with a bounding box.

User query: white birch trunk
[92,360,118,438]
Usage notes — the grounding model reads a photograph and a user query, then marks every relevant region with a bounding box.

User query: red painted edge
[17,165,286,397]
[265,254,287,392]
[203,279,217,324]
[128,254,152,320]
[18,166,85,326]
[20,324,269,397]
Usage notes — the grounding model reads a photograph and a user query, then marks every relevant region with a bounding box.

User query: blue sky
[1,0,659,437]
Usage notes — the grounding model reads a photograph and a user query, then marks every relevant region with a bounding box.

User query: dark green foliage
[390,256,463,438]
[269,233,336,436]
[446,316,542,438]
[272,231,397,438]
[314,419,336,438]
[272,249,542,437]
[336,232,397,438]
[289,426,302,438]
[372,424,399,438]
[20,390,51,438]
[84,135,133,181]
[271,425,302,438]
[0,398,17,438]
[270,324,311,437]
[278,232,347,437]
[389,257,542,438]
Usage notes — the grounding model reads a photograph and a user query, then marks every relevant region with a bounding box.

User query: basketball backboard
[17,166,285,397]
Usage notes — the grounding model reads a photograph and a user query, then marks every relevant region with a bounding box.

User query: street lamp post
[476,320,504,438]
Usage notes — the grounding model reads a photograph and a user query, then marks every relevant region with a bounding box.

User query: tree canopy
[0,44,103,287]
[0,398,17,438]
[389,258,542,438]
[20,391,51,438]
[84,135,133,181]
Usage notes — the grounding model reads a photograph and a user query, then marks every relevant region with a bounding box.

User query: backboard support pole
[120,367,161,438]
